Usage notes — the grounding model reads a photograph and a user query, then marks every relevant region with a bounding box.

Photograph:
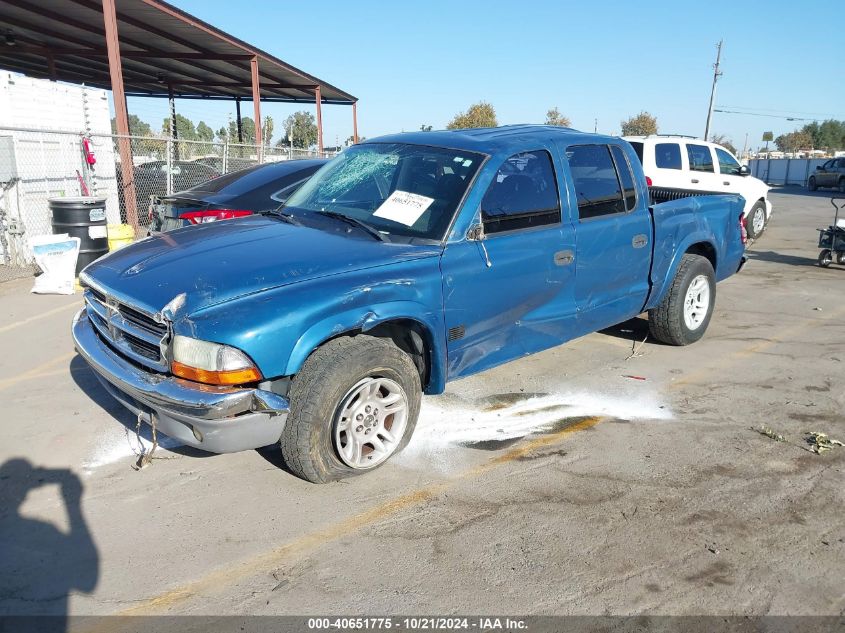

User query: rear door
[684,142,721,194]
[440,149,577,378]
[565,143,651,331]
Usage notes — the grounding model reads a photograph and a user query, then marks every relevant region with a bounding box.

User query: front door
[441,149,577,379]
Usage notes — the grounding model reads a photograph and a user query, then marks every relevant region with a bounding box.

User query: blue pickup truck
[73,125,747,482]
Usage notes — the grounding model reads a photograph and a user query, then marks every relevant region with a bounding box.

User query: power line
[717,105,842,118]
[713,109,821,122]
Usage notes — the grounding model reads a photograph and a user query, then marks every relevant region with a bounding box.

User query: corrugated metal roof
[0,0,356,104]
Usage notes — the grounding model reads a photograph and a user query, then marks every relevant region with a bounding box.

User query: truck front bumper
[72,309,289,453]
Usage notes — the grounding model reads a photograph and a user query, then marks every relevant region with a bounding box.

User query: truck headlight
[171,335,262,385]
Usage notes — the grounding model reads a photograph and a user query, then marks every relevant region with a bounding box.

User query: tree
[774,130,813,153]
[280,111,318,149]
[226,117,256,145]
[419,124,433,132]
[196,121,214,142]
[111,114,153,137]
[545,107,571,127]
[262,115,274,147]
[346,135,367,146]
[801,119,845,151]
[161,114,198,141]
[710,134,737,155]
[446,102,497,129]
[620,111,658,136]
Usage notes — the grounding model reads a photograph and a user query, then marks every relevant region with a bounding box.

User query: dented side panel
[181,256,448,393]
[647,193,746,309]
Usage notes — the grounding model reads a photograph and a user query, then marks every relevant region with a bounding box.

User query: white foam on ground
[398,389,672,471]
[84,425,182,470]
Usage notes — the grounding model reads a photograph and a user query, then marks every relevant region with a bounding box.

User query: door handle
[691,179,700,184]
[554,250,574,266]
[723,181,730,185]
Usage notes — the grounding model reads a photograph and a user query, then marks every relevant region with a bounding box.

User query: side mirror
[816,165,824,171]
[738,165,750,176]
[467,223,486,241]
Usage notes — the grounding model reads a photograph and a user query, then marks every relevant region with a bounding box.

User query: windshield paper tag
[373,190,434,227]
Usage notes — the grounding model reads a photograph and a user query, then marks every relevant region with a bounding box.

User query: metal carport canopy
[0,0,358,227]
[0,0,357,104]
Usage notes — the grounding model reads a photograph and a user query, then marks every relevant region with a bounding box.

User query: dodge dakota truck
[73,125,747,483]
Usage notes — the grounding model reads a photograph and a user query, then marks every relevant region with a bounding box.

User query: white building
[0,73,120,266]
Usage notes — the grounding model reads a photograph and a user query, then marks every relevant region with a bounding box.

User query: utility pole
[594,118,597,133]
[704,40,723,142]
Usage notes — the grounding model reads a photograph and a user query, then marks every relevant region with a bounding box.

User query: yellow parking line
[0,301,81,335]
[0,352,76,391]
[670,304,845,390]
[115,415,605,616]
[107,303,845,615]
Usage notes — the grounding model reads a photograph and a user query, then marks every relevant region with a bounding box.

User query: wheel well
[365,320,431,389]
[686,242,717,271]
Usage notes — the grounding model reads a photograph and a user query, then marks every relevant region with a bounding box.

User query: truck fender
[647,232,718,310]
[283,301,447,394]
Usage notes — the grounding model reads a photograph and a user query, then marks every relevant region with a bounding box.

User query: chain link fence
[0,126,332,283]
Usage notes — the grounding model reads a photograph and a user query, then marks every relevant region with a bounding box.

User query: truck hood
[82,214,440,315]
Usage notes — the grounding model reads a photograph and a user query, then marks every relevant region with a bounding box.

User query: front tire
[808,176,817,192]
[280,335,421,483]
[648,253,716,346]
[745,201,767,240]
[818,249,832,268]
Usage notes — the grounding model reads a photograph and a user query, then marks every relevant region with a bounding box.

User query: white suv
[624,135,772,239]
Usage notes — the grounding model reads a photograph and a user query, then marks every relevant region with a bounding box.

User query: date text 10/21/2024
[306,617,528,630]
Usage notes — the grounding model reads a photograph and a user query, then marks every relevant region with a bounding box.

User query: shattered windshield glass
[283,143,484,241]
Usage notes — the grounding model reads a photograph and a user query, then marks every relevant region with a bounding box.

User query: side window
[567,144,625,220]
[837,159,845,169]
[481,150,560,234]
[715,148,741,175]
[610,145,637,211]
[654,143,682,170]
[686,144,714,172]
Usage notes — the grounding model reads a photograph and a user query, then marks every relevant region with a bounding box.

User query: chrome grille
[84,288,169,372]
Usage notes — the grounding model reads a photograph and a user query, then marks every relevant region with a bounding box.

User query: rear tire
[818,249,832,268]
[745,201,767,240]
[648,254,716,346]
[808,176,817,192]
[280,335,421,483]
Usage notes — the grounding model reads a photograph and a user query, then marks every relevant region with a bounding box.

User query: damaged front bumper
[72,309,289,453]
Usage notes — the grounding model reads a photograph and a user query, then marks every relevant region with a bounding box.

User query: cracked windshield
[283,143,484,240]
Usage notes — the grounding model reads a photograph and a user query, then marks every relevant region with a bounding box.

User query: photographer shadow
[0,458,99,632]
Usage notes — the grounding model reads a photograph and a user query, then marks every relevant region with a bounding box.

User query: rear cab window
[567,144,629,220]
[686,144,714,172]
[654,143,682,170]
[481,150,560,234]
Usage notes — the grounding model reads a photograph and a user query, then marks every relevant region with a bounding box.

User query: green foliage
[110,114,153,137]
[446,102,498,130]
[420,124,433,132]
[280,111,318,149]
[195,121,214,142]
[620,111,658,136]
[226,116,256,145]
[774,130,814,153]
[545,107,571,127]
[710,134,737,155]
[162,113,199,141]
[762,131,774,142]
[800,119,845,150]
[262,115,274,146]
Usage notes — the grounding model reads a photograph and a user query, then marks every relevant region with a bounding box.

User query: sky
[123,0,845,152]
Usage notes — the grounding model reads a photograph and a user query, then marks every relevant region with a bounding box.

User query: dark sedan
[148,158,328,232]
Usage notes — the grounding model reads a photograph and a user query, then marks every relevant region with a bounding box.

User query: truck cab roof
[364,125,622,155]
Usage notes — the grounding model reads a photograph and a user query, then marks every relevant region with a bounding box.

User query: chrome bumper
[72,309,289,453]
